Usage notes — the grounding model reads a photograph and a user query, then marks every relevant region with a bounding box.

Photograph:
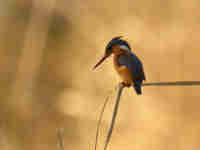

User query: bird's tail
[133,80,142,95]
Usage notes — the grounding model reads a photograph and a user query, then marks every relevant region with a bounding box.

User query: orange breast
[113,54,134,85]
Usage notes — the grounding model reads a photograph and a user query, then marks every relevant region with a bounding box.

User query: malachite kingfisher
[93,36,146,95]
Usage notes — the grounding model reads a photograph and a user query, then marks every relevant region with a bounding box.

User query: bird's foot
[120,82,131,87]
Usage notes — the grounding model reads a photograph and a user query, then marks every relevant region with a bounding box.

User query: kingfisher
[93,36,146,95]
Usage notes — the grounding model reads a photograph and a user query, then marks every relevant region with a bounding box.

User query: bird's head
[93,36,131,70]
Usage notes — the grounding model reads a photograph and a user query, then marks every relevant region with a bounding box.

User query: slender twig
[143,81,200,86]
[103,83,125,150]
[57,128,64,150]
[99,80,200,150]
[94,96,110,150]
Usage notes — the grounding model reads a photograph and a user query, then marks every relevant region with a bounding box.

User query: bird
[93,36,146,95]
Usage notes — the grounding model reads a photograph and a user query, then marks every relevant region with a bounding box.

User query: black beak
[93,54,110,70]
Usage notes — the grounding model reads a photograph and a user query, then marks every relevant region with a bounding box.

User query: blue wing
[118,52,146,81]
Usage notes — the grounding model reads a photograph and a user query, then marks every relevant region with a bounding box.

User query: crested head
[105,36,131,55]
[93,36,131,70]
[111,36,123,41]
[105,36,123,50]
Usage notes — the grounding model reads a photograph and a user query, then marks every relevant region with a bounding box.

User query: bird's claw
[120,82,131,87]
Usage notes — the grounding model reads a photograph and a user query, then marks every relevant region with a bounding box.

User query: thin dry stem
[103,83,125,150]
[94,96,110,150]
[143,81,200,86]
[57,128,65,150]
[96,80,200,150]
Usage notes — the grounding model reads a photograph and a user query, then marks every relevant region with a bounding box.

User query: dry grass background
[0,0,200,150]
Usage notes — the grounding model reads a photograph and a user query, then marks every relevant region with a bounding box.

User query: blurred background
[0,0,200,150]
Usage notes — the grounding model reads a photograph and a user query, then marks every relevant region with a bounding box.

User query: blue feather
[118,52,145,80]
[118,52,145,94]
[133,80,142,95]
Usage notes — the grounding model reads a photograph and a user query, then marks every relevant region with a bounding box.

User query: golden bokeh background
[0,0,200,150]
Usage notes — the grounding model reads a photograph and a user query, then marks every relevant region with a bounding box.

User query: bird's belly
[113,54,134,85]
[115,66,133,85]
